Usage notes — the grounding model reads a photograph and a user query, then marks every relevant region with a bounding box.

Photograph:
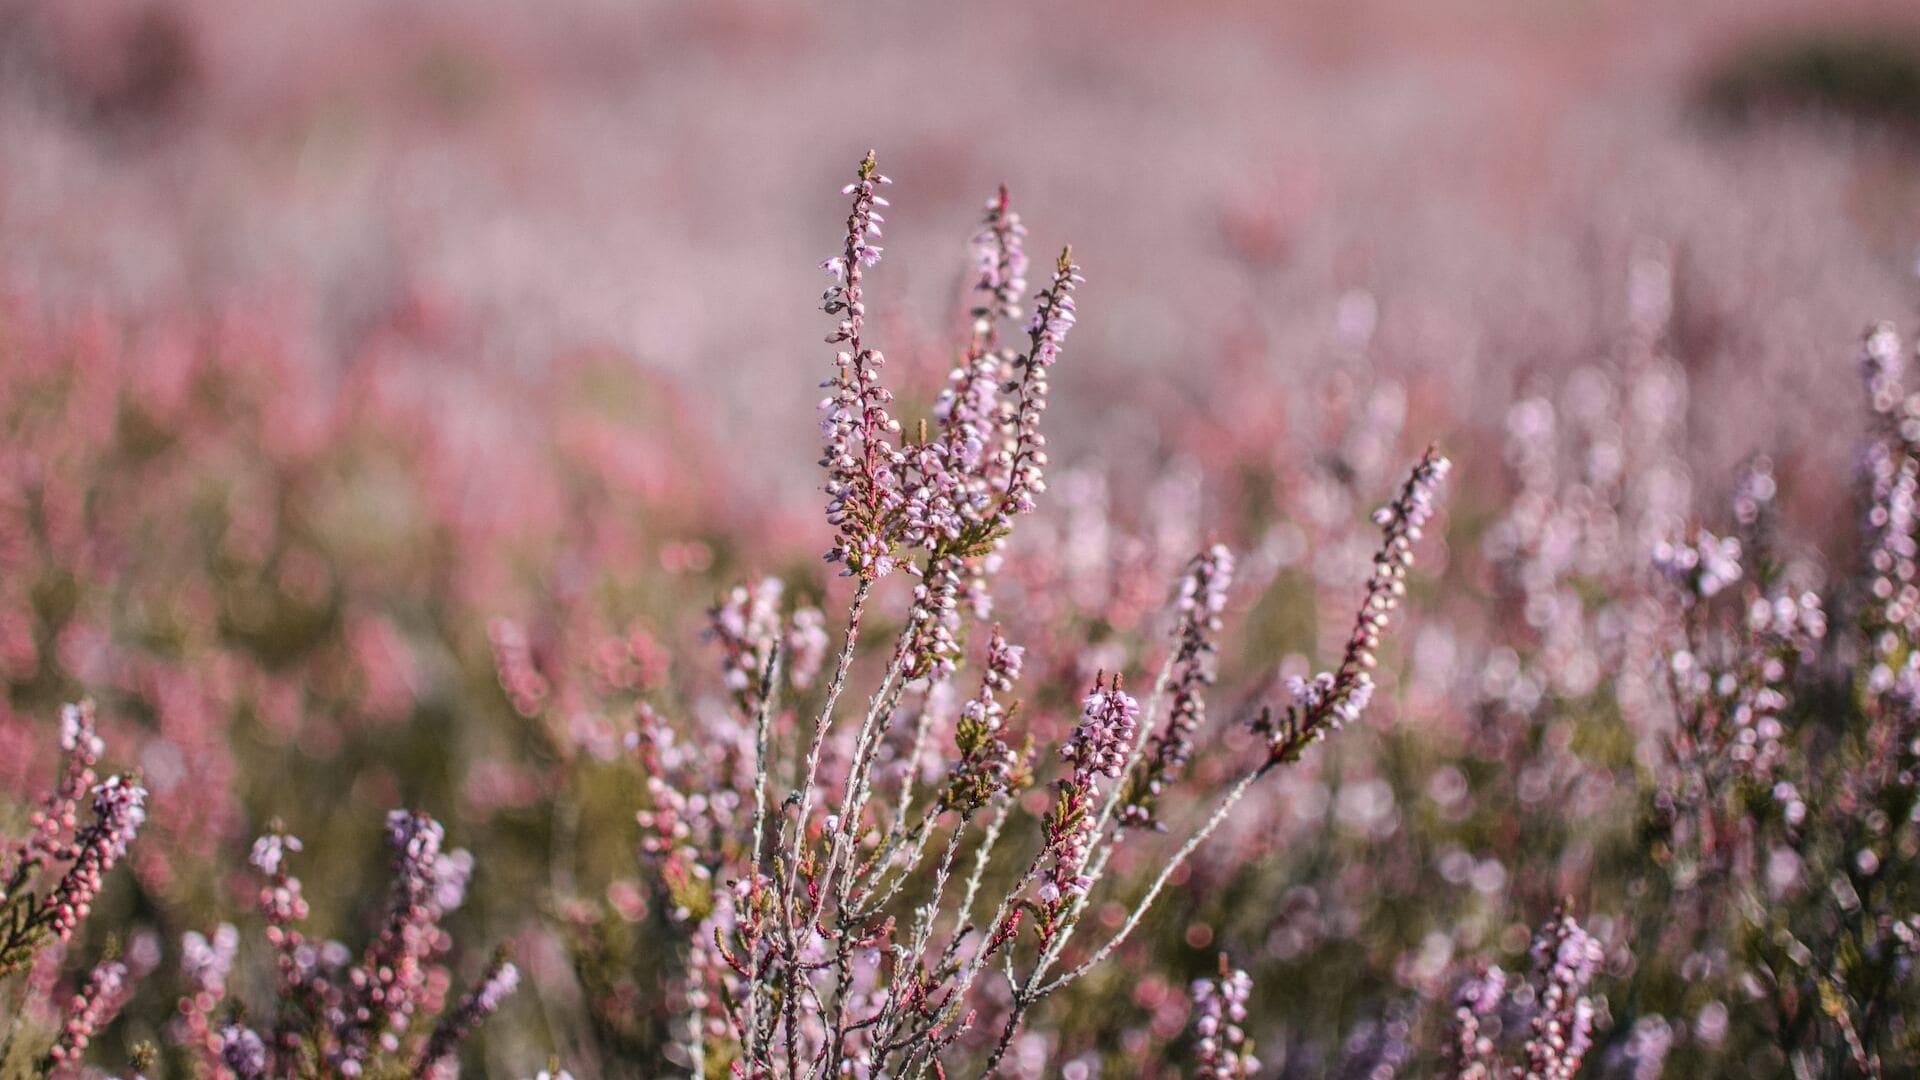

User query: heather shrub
[497,154,1453,1077]
[1,702,146,1076]
[3,79,1920,1076]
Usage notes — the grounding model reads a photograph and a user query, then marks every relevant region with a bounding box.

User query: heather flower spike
[1190,954,1258,1080]
[160,811,513,1077]
[47,956,135,1070]
[1,703,148,984]
[1124,544,1236,830]
[1270,445,1450,764]
[1441,903,1604,1080]
[820,150,906,579]
[670,151,1452,1080]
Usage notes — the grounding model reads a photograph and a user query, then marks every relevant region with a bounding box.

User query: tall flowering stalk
[1123,544,1235,830]
[1268,446,1450,765]
[0,703,147,1076]
[166,813,516,1078]
[820,150,905,580]
[630,151,1449,1079]
[1439,905,1605,1080]
[0,703,147,979]
[1188,955,1258,1080]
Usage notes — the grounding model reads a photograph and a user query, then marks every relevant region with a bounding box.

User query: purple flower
[1061,676,1140,780]
[1270,448,1448,763]
[44,774,147,943]
[819,152,906,579]
[220,1024,269,1079]
[249,831,302,876]
[49,957,134,1065]
[1190,955,1258,1079]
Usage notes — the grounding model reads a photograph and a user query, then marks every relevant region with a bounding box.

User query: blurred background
[5,0,1920,1075]
[6,1,1920,488]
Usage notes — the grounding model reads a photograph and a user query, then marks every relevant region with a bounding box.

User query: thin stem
[1037,760,1271,996]
[785,579,872,912]
[744,643,784,1065]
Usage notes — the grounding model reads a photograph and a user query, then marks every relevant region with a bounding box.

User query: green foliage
[1702,29,1920,129]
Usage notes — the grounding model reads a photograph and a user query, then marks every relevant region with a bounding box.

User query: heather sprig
[1035,675,1140,926]
[661,151,1449,1080]
[943,627,1025,816]
[709,576,788,712]
[2,703,103,892]
[820,150,906,579]
[1268,445,1450,765]
[996,247,1082,521]
[1444,964,1507,1080]
[0,703,147,981]
[1520,909,1603,1080]
[418,952,521,1079]
[1439,905,1606,1080]
[1123,544,1236,830]
[166,813,515,1078]
[46,955,134,1072]
[1188,955,1258,1080]
[174,922,240,1069]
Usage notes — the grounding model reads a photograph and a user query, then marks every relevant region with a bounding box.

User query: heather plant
[169,812,515,1079]
[520,153,1451,1079]
[1612,323,1920,1076]
[1188,956,1258,1080]
[12,5,1920,1077]
[0,702,514,1076]
[1441,907,1605,1080]
[0,701,147,1077]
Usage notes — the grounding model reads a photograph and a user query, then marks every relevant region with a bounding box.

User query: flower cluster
[171,812,512,1078]
[0,702,150,1075]
[1269,446,1450,763]
[1445,964,1508,1080]
[945,626,1026,814]
[1443,907,1605,1080]
[820,151,905,578]
[969,184,1029,333]
[175,922,241,1063]
[1189,955,1258,1080]
[1038,676,1141,915]
[1863,323,1920,662]
[6,702,105,885]
[900,181,1075,681]
[1521,909,1603,1080]
[2,705,149,983]
[47,956,135,1069]
[785,605,830,690]
[1060,674,1141,780]
[419,954,522,1079]
[709,575,787,709]
[1651,528,1743,602]
[1124,544,1236,830]
[999,249,1083,518]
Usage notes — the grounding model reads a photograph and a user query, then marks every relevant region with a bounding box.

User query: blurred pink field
[6,2,1920,1078]
[5,0,1919,493]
